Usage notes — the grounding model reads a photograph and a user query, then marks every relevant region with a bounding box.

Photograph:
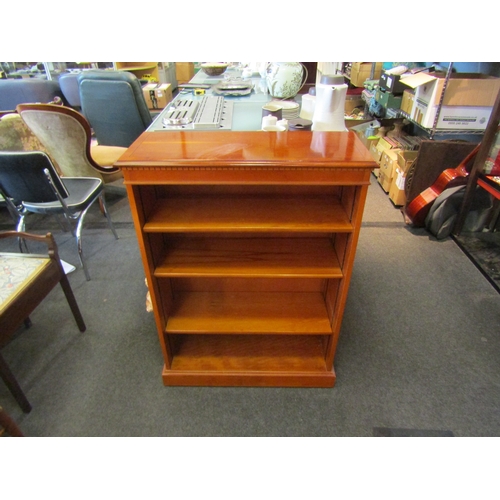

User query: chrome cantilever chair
[16,103,125,191]
[0,151,118,281]
[0,230,86,413]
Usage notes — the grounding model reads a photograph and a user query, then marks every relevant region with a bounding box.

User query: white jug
[311,75,348,132]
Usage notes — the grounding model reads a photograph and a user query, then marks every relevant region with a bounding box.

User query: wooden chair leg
[0,406,24,436]
[58,274,86,332]
[0,352,32,413]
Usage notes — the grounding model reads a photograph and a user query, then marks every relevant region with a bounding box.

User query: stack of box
[372,135,421,204]
[353,118,421,206]
[378,148,400,193]
[388,150,419,206]
[348,63,383,88]
[375,70,408,111]
[399,72,500,130]
[400,89,415,115]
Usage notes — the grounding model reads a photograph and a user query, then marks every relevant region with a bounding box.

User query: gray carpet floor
[1,175,500,437]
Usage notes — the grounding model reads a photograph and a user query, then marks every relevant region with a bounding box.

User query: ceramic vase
[266,62,304,99]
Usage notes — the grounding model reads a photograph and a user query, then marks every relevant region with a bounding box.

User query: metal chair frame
[0,151,118,280]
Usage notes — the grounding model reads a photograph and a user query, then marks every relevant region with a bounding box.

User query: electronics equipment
[150,96,234,131]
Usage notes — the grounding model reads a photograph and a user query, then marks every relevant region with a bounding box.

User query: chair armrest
[0,231,58,258]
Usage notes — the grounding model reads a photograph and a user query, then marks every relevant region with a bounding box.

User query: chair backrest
[0,151,68,205]
[0,79,66,112]
[0,113,51,155]
[16,103,109,180]
[78,70,152,147]
[58,72,82,108]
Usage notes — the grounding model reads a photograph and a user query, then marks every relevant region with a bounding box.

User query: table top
[148,66,288,132]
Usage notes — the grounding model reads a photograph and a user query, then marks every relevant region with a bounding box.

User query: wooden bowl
[201,63,228,76]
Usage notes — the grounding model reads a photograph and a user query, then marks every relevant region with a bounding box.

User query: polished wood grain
[166,291,333,334]
[155,237,343,278]
[118,130,376,387]
[144,195,353,233]
[405,145,479,227]
[165,334,335,388]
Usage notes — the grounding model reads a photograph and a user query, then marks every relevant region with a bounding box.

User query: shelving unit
[116,130,375,387]
[455,88,500,234]
[114,62,159,81]
[394,63,490,142]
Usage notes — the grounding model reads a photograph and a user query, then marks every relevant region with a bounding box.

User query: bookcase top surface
[116,131,376,169]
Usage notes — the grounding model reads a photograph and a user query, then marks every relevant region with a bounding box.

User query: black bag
[425,185,493,239]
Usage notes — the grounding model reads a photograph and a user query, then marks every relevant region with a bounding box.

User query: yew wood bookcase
[116,130,375,387]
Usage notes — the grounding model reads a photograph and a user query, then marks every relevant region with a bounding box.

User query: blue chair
[0,79,66,112]
[58,72,82,109]
[78,70,153,148]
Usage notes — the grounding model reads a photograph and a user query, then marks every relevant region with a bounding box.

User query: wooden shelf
[154,237,343,278]
[144,195,353,233]
[164,334,335,387]
[116,65,157,72]
[165,291,333,334]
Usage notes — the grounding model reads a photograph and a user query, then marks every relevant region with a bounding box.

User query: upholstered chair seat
[0,231,86,413]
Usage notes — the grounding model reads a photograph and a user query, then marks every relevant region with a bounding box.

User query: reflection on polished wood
[118,130,375,387]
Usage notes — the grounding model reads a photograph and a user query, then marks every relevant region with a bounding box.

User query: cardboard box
[175,62,195,83]
[378,149,400,192]
[345,95,365,114]
[375,137,396,155]
[142,83,172,110]
[369,139,383,164]
[350,62,383,87]
[414,105,493,130]
[373,136,402,165]
[345,118,373,130]
[396,150,419,173]
[400,72,500,129]
[389,166,407,206]
[401,89,415,115]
